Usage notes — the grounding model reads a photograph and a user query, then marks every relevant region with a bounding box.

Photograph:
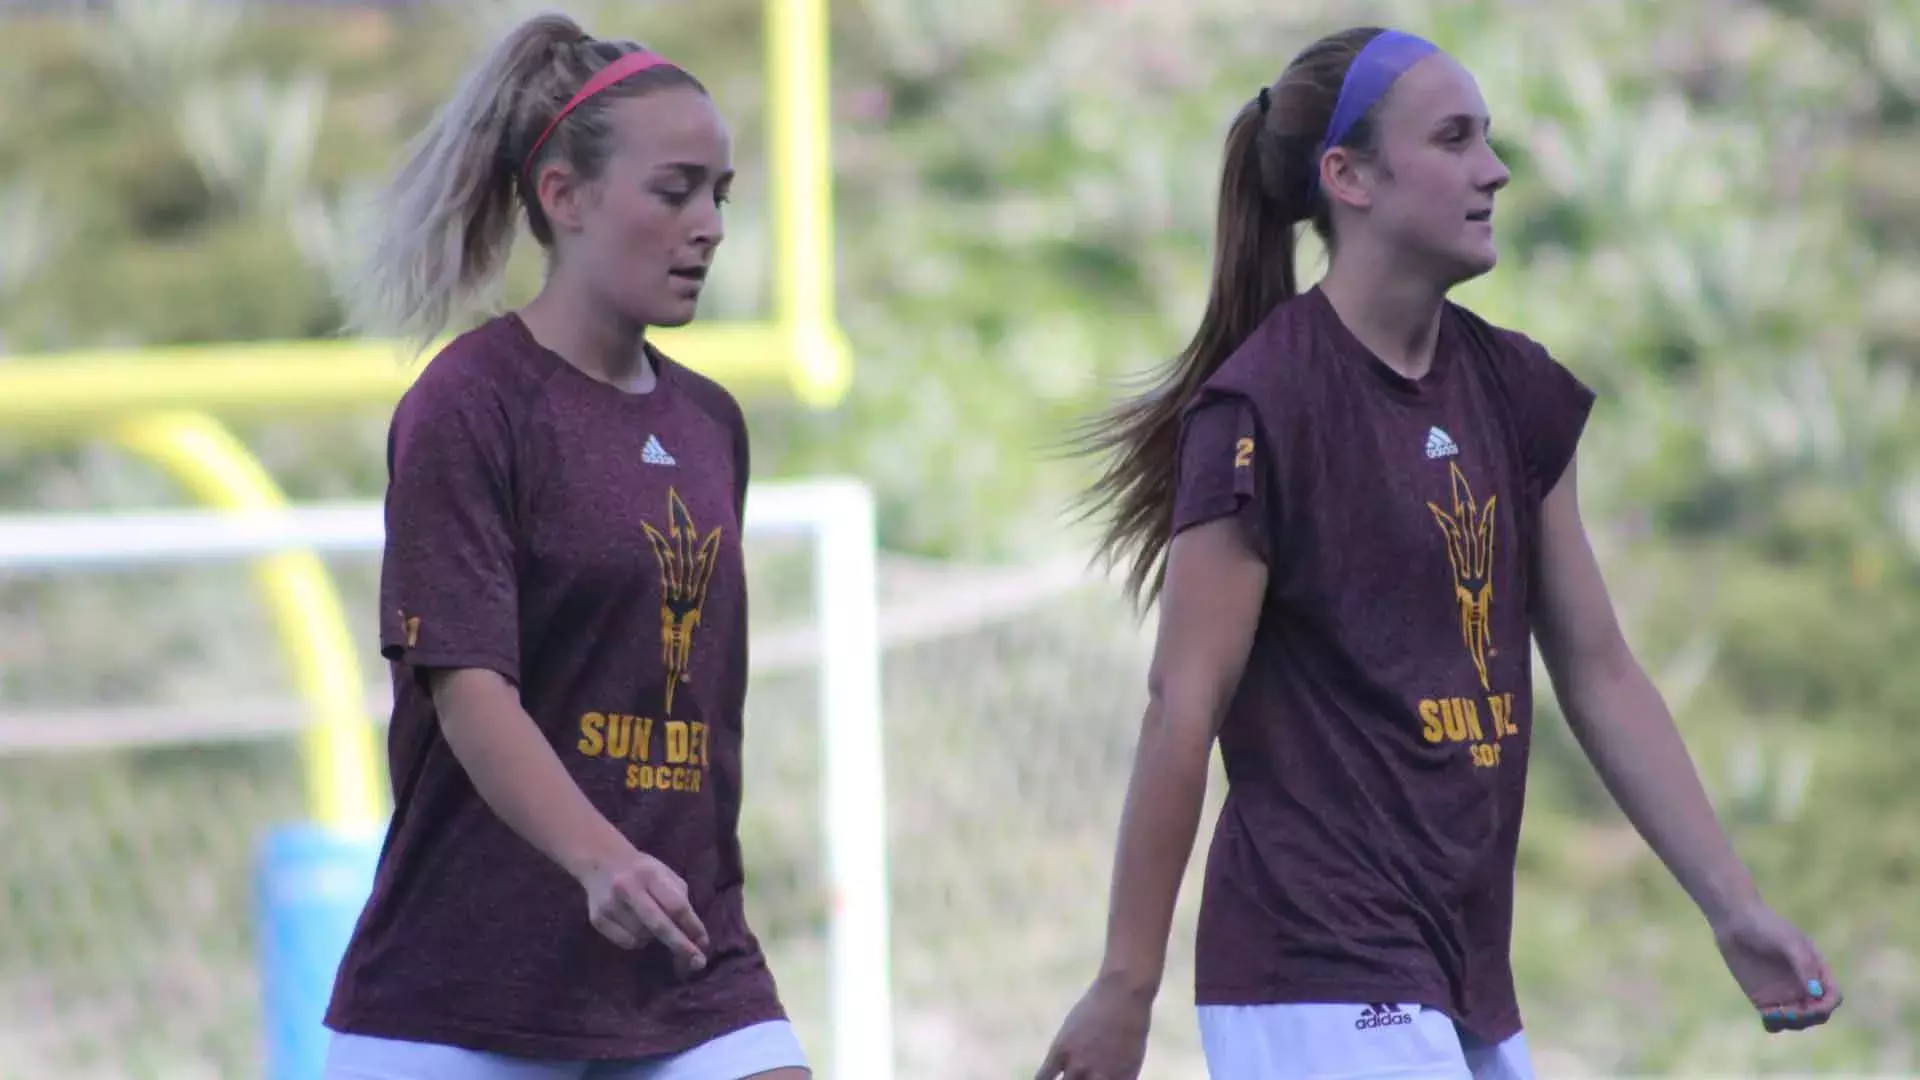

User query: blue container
[256,823,383,1080]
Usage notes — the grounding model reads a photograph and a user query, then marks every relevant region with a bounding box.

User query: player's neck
[1318,252,1446,381]
[519,283,655,393]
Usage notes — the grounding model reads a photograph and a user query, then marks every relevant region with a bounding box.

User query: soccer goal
[0,478,893,1080]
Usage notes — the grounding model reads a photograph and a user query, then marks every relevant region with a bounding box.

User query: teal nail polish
[1809,979,1825,998]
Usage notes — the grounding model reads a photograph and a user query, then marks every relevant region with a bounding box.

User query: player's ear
[1318,145,1377,211]
[535,161,591,235]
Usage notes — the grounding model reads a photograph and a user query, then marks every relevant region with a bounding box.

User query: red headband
[521,50,676,175]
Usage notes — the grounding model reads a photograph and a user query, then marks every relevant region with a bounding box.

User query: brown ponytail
[345,13,702,349]
[1071,26,1390,606]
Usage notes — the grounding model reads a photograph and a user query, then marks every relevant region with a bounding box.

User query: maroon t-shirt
[324,314,786,1058]
[1174,286,1594,1043]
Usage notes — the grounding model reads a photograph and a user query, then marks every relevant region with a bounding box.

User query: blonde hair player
[1038,25,1841,1080]
[320,13,808,1080]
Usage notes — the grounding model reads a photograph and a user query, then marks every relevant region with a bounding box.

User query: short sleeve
[1171,396,1269,561]
[1514,338,1597,499]
[378,372,522,683]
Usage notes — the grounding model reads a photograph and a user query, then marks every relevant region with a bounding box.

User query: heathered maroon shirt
[324,313,786,1059]
[1171,286,1594,1043]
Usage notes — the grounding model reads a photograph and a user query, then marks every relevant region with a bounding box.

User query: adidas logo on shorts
[1354,1003,1414,1030]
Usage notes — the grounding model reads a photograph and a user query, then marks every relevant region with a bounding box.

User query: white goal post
[0,477,894,1080]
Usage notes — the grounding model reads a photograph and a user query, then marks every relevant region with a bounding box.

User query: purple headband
[1315,30,1440,187]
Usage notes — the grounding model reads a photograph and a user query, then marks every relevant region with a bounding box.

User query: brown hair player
[1037,25,1841,1080]
[319,13,807,1080]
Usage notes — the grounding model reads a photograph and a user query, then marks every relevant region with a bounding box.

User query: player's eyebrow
[1431,112,1492,136]
[652,163,736,183]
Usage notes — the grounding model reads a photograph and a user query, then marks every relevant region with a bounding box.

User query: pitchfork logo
[643,487,723,715]
[1427,462,1497,691]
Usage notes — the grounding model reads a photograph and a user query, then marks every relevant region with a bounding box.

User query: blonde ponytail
[347,12,703,353]
[345,14,586,348]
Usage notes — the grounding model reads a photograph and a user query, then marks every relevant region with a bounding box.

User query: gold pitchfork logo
[1427,462,1497,691]
[642,488,723,715]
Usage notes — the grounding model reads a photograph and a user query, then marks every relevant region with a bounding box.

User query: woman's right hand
[422,669,712,974]
[579,847,711,973]
[1035,972,1155,1080]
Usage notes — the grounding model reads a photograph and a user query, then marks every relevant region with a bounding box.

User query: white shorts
[321,1021,808,1080]
[1197,1003,1533,1080]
